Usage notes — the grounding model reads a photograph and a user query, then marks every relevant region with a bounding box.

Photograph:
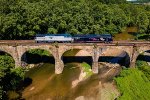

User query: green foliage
[0,86,2,99]
[28,49,51,56]
[137,34,150,40]
[120,4,150,34]
[81,62,93,77]
[0,54,25,99]
[9,68,25,90]
[0,0,149,39]
[115,68,150,100]
[0,55,15,68]
[136,60,150,81]
[25,49,53,64]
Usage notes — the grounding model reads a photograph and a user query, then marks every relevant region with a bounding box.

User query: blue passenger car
[73,34,113,43]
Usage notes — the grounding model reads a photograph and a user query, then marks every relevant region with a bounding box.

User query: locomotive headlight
[72,38,74,42]
[100,38,105,41]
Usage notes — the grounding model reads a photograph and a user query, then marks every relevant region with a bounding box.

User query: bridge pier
[130,46,139,68]
[14,58,21,68]
[55,47,64,74]
[55,59,64,74]
[92,62,99,74]
[13,47,22,68]
[130,61,136,68]
[92,47,99,74]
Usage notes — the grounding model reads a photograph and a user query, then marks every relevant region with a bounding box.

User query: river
[20,62,121,100]
[19,49,127,100]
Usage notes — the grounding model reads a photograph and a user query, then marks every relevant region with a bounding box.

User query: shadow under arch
[136,50,150,63]
[0,50,15,68]
[21,49,55,65]
[62,49,93,67]
[98,49,130,68]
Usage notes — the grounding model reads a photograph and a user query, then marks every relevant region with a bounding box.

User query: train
[35,34,113,43]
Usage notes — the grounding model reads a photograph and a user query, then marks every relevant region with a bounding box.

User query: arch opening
[0,50,15,68]
[136,50,150,66]
[62,49,93,67]
[21,49,55,66]
[98,49,130,68]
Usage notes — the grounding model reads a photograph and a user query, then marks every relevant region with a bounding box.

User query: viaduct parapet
[0,41,149,74]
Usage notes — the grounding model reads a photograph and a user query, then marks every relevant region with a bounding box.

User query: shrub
[136,60,150,81]
[115,68,150,100]
[81,62,93,77]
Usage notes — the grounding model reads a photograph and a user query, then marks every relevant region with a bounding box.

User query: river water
[21,62,121,100]
[22,63,98,100]
[19,49,125,100]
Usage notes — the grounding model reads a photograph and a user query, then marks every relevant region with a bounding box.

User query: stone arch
[0,47,15,59]
[55,46,98,74]
[61,48,93,66]
[131,46,150,66]
[20,48,55,67]
[0,49,14,59]
[59,46,93,58]
[98,47,131,67]
[136,49,150,65]
[138,46,150,54]
[98,46,132,60]
[19,46,56,60]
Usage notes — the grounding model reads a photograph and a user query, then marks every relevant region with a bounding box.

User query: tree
[0,0,149,39]
[0,54,25,99]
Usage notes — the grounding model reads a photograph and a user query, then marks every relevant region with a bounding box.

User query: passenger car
[73,34,113,43]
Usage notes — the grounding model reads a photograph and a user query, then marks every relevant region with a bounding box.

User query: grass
[136,60,150,81]
[114,68,150,100]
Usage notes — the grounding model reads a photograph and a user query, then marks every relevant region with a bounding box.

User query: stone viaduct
[0,42,149,74]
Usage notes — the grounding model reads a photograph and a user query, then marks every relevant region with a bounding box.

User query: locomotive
[35,34,73,43]
[35,34,113,43]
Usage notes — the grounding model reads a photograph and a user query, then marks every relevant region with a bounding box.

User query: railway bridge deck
[0,40,149,74]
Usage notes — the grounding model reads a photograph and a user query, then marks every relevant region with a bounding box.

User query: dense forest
[0,0,150,39]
